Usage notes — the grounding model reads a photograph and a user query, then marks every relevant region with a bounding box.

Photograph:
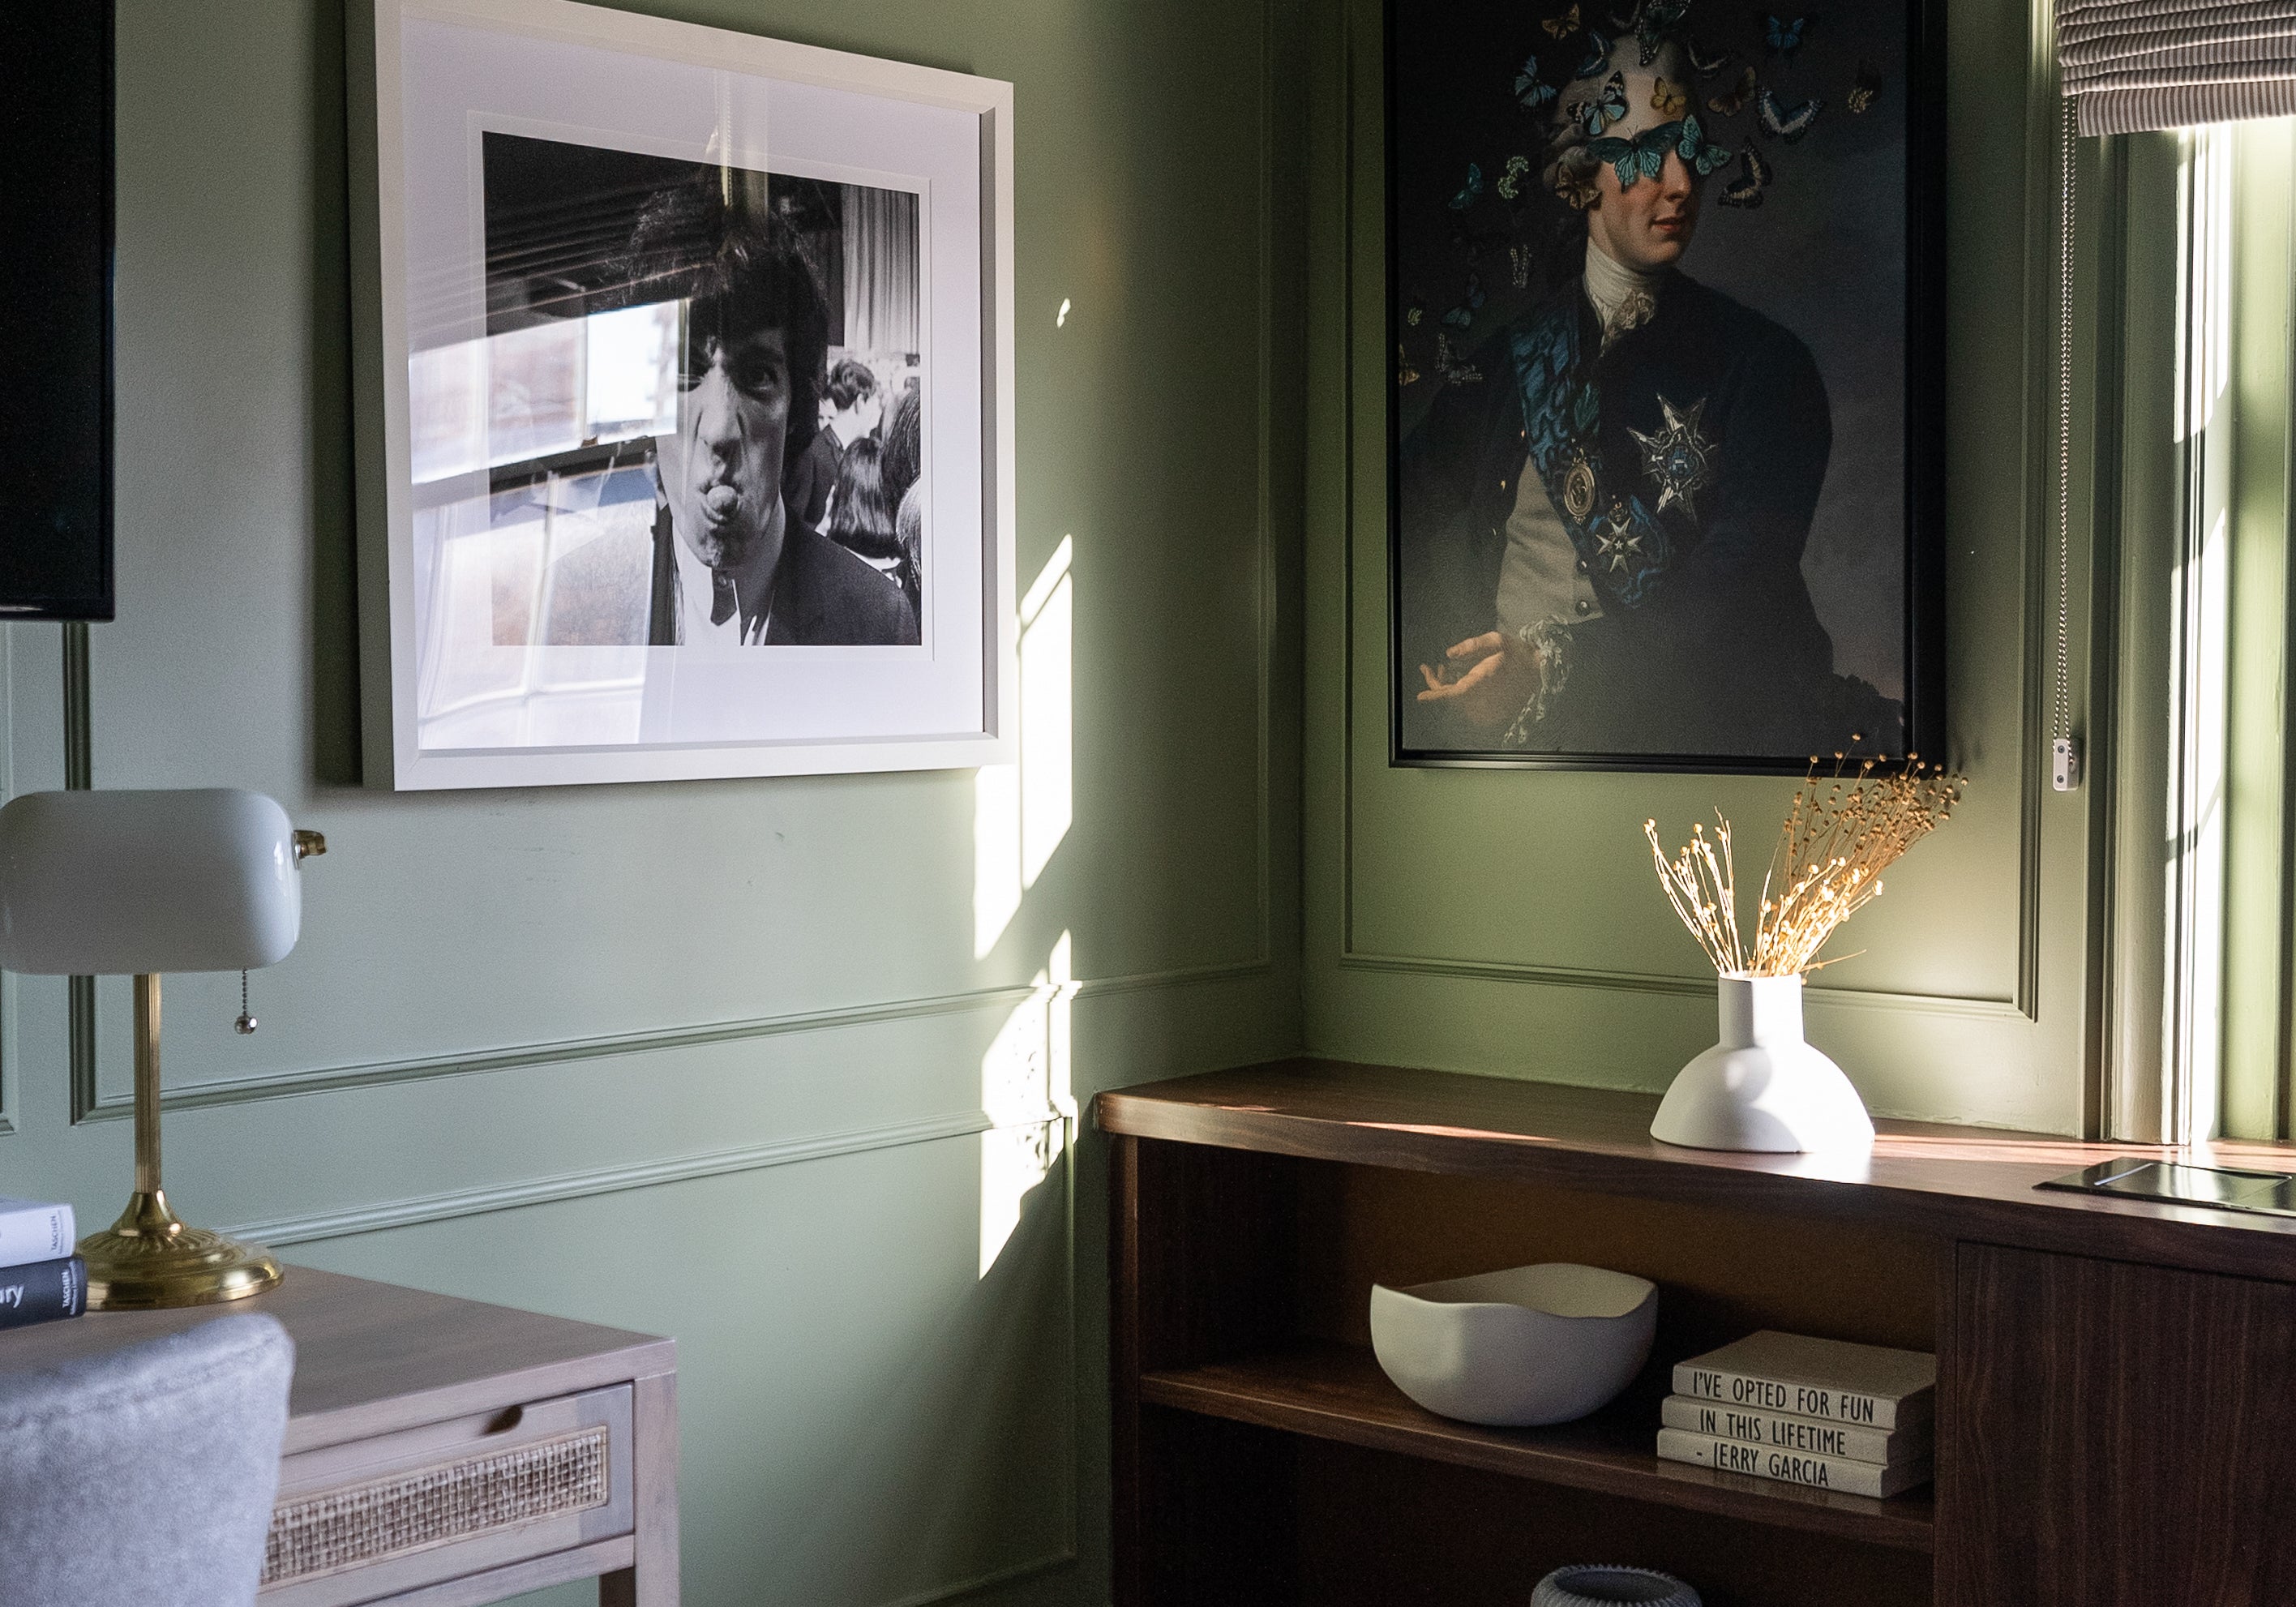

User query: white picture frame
[346,0,1017,788]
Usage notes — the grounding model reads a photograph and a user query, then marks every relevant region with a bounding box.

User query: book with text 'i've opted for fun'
[1673,1331,1937,1431]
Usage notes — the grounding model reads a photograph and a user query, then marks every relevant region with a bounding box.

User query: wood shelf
[1099,1058,2296,1283]
[1139,1343,1935,1555]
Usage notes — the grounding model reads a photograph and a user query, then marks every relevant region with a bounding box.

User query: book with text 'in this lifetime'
[1655,1426,1932,1498]
[0,1198,75,1272]
[1673,1331,1937,1431]
[1659,1394,1932,1465]
[0,1255,86,1331]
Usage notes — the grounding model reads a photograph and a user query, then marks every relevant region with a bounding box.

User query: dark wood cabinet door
[1939,1243,2296,1606]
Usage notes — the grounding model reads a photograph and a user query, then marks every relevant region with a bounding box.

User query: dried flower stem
[1646,754,1964,978]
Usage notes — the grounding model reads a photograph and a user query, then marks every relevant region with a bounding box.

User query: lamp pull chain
[234,970,257,1035]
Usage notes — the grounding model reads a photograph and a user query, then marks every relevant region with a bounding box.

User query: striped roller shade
[2058,0,2296,134]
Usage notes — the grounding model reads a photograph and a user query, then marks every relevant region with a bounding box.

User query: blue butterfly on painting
[1514,56,1557,109]
[1587,115,1729,189]
[1567,71,1628,137]
[1635,0,1687,62]
[1441,272,1487,329]
[1676,114,1732,175]
[1574,29,1615,79]
[1756,88,1823,141]
[1448,162,1484,210]
[1762,13,1813,66]
[1587,127,1667,186]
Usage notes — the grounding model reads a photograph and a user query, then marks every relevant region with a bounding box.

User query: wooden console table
[0,1266,677,1605]
[1100,1058,2296,1607]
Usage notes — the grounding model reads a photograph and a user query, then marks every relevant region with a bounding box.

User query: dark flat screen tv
[0,2,114,621]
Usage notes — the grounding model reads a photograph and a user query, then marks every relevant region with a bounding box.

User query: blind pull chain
[2053,95,2083,794]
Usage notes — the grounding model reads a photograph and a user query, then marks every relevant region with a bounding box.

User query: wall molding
[230,1107,1005,1247]
[1335,949,2025,1018]
[75,959,1274,1123]
[1327,0,2051,1026]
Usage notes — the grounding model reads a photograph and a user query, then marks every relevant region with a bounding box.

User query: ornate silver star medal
[1627,396,1720,521]
[1593,502,1646,574]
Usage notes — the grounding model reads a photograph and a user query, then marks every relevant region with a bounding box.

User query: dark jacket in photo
[786,427,845,531]
[648,515,919,645]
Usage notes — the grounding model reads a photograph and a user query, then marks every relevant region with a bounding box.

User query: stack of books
[0,1198,84,1331]
[1655,1330,1934,1498]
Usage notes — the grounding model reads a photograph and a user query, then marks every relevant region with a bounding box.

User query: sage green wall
[1301,0,2104,1137]
[0,3,1302,1605]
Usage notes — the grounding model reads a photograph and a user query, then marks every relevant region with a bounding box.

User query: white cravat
[1493,243,1663,639]
[1583,237,1664,345]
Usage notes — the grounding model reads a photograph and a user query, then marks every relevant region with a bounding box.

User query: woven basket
[1530,1564,1702,1607]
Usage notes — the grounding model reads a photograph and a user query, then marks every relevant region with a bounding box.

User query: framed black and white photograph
[349,0,1014,788]
[1389,0,1943,771]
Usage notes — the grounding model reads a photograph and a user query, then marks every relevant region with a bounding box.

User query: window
[2112,119,2296,1142]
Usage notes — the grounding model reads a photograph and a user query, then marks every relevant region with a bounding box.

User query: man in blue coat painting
[1402,31,1900,759]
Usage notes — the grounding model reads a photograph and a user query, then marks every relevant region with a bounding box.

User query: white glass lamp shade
[0,789,303,975]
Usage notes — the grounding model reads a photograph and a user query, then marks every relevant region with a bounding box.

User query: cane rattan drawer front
[259,1382,634,1606]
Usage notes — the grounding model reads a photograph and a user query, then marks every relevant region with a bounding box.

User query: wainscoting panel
[1299,0,2099,1136]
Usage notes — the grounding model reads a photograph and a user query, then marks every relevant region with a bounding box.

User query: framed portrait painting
[1389,0,1943,771]
[348,0,1015,788]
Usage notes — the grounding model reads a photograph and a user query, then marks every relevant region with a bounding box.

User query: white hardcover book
[0,1198,74,1271]
[1673,1331,1935,1431]
[1660,1394,1930,1465]
[1656,1428,1932,1498]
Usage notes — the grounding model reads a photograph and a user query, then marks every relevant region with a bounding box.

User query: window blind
[2058,0,2296,134]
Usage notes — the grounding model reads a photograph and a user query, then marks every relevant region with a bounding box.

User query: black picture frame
[0,1,116,624]
[1386,0,1944,773]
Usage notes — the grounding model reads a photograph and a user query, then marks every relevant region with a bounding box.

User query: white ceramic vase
[1648,973,1874,1155]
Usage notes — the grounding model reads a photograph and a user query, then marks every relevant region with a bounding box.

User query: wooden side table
[0,1266,678,1606]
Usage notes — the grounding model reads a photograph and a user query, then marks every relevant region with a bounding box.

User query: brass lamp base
[78,1189,282,1310]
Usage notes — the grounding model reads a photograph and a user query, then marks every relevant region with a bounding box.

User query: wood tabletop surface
[1096,1057,2296,1280]
[0,1266,673,1454]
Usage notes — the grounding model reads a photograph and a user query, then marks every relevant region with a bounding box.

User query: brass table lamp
[0,788,327,1309]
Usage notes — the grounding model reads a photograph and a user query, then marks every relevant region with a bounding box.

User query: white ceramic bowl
[1369,1262,1658,1427]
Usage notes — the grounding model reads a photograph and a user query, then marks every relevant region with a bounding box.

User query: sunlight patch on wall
[1021,540,1073,888]
[979,932,1077,1279]
[974,536,1076,958]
